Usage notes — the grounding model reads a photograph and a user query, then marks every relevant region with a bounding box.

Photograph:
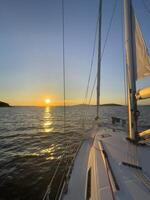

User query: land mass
[101,103,123,106]
[72,103,123,107]
[0,101,11,107]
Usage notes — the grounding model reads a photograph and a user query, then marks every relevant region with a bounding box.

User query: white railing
[43,141,83,200]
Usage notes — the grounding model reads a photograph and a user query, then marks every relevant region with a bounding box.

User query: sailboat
[43,0,150,199]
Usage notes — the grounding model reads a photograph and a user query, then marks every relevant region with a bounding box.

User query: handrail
[58,141,83,200]
[42,155,64,200]
[99,141,119,190]
[98,141,116,200]
[43,141,83,200]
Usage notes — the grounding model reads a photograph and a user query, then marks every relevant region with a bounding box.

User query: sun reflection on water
[43,107,53,133]
[40,144,62,160]
[40,146,55,154]
[46,155,62,160]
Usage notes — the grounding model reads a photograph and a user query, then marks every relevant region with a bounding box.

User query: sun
[45,98,51,105]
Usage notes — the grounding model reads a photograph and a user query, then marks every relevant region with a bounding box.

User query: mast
[96,0,102,119]
[124,0,138,141]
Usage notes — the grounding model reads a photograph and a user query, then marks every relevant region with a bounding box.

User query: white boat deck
[62,125,150,200]
[63,128,98,200]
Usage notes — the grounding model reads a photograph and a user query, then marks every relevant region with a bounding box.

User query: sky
[0,0,150,106]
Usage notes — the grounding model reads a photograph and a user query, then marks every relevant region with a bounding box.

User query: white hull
[62,125,150,200]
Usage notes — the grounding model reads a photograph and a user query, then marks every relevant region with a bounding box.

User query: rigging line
[81,0,118,127]
[96,0,102,118]
[62,0,66,130]
[88,75,96,105]
[83,18,98,105]
[100,0,118,61]
[81,8,99,128]
[88,0,118,106]
[62,0,73,177]
[81,10,99,128]
[121,1,129,165]
[121,0,127,107]
[81,9,99,127]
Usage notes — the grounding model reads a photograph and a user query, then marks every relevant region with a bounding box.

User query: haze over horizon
[0,0,150,106]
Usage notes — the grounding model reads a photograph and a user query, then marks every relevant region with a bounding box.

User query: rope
[120,0,130,164]
[62,0,66,131]
[121,0,127,107]
[80,3,100,130]
[43,3,66,197]
[83,19,98,105]
[61,1,74,196]
[88,0,118,106]
[62,0,73,179]
[80,0,118,129]
[88,75,96,105]
[96,0,102,119]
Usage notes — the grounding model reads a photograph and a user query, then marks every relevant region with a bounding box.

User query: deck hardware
[122,162,142,170]
[86,168,91,200]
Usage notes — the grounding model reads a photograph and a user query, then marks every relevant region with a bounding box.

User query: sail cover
[136,86,150,100]
[132,13,150,80]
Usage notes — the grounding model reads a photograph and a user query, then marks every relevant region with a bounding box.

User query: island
[0,101,11,107]
[100,103,123,106]
[71,103,123,107]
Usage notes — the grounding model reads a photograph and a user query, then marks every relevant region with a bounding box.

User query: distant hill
[0,101,10,107]
[101,103,123,106]
[72,103,123,107]
[73,104,89,106]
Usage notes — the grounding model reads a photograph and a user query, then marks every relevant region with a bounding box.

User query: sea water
[0,106,149,200]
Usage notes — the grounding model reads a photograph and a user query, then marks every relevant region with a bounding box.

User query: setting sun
[45,98,51,105]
